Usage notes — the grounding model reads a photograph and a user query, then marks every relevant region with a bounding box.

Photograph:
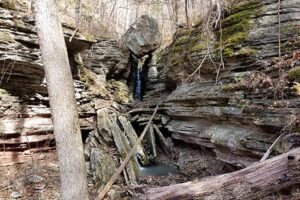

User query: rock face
[0,7,92,94]
[0,5,138,192]
[139,0,300,167]
[156,0,300,88]
[0,0,29,12]
[121,15,161,58]
[82,40,130,81]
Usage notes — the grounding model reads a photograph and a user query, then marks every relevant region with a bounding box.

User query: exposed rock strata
[155,0,300,88]
[82,40,130,81]
[136,0,300,167]
[0,7,92,94]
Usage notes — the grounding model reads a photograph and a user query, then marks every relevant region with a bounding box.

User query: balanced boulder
[121,15,161,58]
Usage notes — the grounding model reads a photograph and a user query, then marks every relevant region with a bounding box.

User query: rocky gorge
[0,0,300,199]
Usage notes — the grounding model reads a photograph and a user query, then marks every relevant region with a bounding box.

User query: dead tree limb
[153,124,172,156]
[260,133,284,162]
[146,147,300,200]
[96,105,159,200]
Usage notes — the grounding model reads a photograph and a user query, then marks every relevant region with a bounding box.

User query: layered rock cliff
[0,3,132,167]
[137,0,300,167]
[0,7,92,94]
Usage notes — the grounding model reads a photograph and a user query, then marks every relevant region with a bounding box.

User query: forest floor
[0,142,228,200]
[1,143,300,200]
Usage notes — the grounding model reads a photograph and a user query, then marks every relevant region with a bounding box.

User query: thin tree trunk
[173,0,179,24]
[33,1,89,200]
[185,0,190,28]
[115,0,120,35]
[124,0,130,31]
[165,0,175,31]
[146,147,300,200]
[75,0,81,27]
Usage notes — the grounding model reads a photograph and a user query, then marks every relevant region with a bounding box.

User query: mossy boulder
[215,0,263,59]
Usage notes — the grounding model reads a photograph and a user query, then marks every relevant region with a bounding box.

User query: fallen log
[146,147,300,200]
[153,124,173,156]
[148,125,157,158]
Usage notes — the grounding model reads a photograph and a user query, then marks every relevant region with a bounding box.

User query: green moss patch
[0,0,16,10]
[174,37,190,46]
[216,0,263,59]
[189,44,205,53]
[288,67,300,82]
[83,34,95,42]
[0,31,15,43]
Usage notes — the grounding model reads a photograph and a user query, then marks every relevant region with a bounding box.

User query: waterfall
[134,68,142,101]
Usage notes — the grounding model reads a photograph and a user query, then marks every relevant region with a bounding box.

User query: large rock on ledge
[121,15,161,58]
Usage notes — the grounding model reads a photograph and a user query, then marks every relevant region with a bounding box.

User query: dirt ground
[1,143,300,200]
[0,142,227,200]
[0,151,61,200]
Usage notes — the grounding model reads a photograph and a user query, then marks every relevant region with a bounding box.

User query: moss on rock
[83,34,95,42]
[216,0,262,59]
[0,0,16,10]
[0,89,9,97]
[174,37,190,46]
[0,31,15,43]
[107,80,132,104]
[189,44,205,53]
[288,67,300,82]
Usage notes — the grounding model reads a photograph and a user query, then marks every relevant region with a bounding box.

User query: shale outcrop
[0,7,92,94]
[136,0,300,167]
[82,39,130,82]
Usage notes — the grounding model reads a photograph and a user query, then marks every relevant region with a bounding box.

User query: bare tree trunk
[114,0,120,35]
[173,0,179,25]
[185,0,190,28]
[165,0,175,32]
[135,2,140,20]
[146,147,300,200]
[124,0,131,31]
[75,0,81,27]
[33,1,89,200]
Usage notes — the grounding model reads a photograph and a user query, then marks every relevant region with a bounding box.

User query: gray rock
[27,174,44,183]
[121,15,161,58]
[35,183,46,190]
[155,0,300,88]
[82,40,130,81]
[10,191,22,199]
[96,109,114,143]
[90,148,117,187]
[148,66,158,80]
[139,0,300,167]
[0,7,92,94]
